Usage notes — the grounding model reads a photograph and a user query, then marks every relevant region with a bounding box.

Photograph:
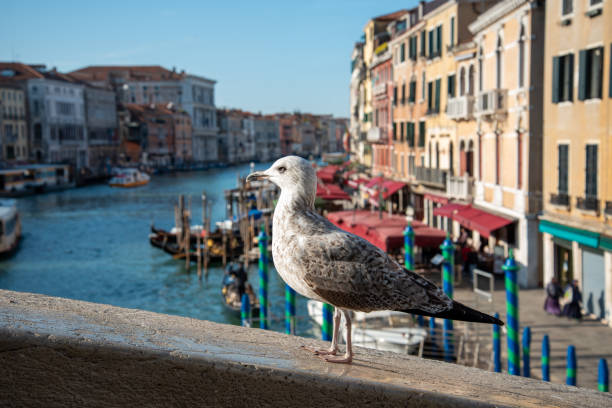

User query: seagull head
[246,156,316,207]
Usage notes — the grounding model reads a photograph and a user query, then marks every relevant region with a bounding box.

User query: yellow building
[463,0,545,288]
[540,0,612,324]
[0,85,28,163]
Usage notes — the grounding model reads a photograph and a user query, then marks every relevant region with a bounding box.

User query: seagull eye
[278,166,286,174]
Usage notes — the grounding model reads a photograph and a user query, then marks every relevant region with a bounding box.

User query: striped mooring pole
[321,303,334,341]
[598,358,609,392]
[285,284,296,335]
[493,312,501,373]
[441,234,454,362]
[566,345,577,386]
[417,314,425,327]
[429,317,438,353]
[522,326,531,377]
[404,223,415,271]
[240,293,251,327]
[258,230,269,330]
[541,334,550,381]
[503,249,520,376]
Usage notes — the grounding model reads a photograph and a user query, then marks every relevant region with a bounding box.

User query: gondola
[221,263,260,317]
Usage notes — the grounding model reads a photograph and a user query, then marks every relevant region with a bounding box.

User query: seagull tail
[403,300,504,326]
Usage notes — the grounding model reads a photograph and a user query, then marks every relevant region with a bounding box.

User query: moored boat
[109,168,150,188]
[0,199,21,256]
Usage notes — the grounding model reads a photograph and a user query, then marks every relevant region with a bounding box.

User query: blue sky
[0,0,418,117]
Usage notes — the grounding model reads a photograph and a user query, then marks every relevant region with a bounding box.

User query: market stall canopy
[316,164,341,183]
[363,177,408,205]
[316,182,351,201]
[326,210,444,252]
[347,178,369,189]
[434,203,515,239]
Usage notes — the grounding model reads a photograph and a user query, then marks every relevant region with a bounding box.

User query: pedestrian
[561,279,583,320]
[543,277,562,316]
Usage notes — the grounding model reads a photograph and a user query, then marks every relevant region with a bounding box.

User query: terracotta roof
[0,62,45,81]
[69,65,185,82]
[373,9,409,22]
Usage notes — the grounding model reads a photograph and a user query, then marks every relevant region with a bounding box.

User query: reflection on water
[0,162,316,337]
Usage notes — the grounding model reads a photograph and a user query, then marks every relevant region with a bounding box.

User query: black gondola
[221,263,259,316]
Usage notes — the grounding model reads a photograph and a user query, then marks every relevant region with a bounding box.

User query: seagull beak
[246,171,269,183]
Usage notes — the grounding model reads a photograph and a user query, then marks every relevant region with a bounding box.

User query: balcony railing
[373,83,387,98]
[475,89,507,117]
[446,96,474,120]
[447,174,473,200]
[576,196,599,212]
[415,166,447,187]
[550,193,570,207]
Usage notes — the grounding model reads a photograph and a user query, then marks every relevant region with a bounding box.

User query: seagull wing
[298,226,452,314]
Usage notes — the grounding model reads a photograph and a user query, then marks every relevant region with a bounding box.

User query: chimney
[418,1,425,19]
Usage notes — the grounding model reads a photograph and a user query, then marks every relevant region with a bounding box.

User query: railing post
[441,234,454,362]
[258,230,269,330]
[493,312,501,373]
[598,358,609,392]
[566,345,577,386]
[503,249,520,375]
[541,334,550,381]
[285,284,296,335]
[403,223,415,271]
[322,303,334,341]
[522,326,531,377]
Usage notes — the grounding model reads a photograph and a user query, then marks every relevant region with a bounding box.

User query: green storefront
[540,220,610,321]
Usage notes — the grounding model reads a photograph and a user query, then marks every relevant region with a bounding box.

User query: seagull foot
[300,345,337,356]
[319,353,353,364]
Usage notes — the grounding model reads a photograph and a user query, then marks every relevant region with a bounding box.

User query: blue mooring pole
[240,293,251,327]
[440,234,454,362]
[541,334,550,382]
[285,284,296,335]
[404,223,414,271]
[522,326,531,377]
[321,303,334,341]
[503,249,520,376]
[566,345,577,386]
[493,312,501,373]
[598,358,609,392]
[258,230,269,330]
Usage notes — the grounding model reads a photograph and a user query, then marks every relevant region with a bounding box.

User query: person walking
[561,279,583,320]
[543,277,562,316]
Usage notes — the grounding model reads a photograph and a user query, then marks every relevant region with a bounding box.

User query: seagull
[246,156,503,364]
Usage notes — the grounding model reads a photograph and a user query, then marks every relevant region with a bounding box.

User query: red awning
[364,177,407,201]
[326,210,443,252]
[316,165,341,183]
[424,193,449,204]
[316,182,351,201]
[433,203,469,218]
[452,206,515,238]
[347,178,368,189]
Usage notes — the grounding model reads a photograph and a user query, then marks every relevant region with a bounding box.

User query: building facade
[540,0,612,323]
[83,86,118,176]
[254,115,280,162]
[370,43,393,177]
[0,84,28,163]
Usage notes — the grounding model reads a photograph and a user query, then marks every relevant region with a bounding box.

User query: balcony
[550,193,570,207]
[373,83,387,98]
[415,166,448,188]
[446,96,475,120]
[576,196,599,212]
[366,127,384,143]
[447,174,473,201]
[475,89,507,117]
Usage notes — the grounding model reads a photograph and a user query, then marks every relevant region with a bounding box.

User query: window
[450,17,455,47]
[478,47,484,92]
[518,25,525,88]
[427,81,433,111]
[409,36,417,60]
[610,44,612,98]
[468,65,475,95]
[435,79,441,113]
[393,123,397,141]
[590,0,602,6]
[460,67,466,95]
[407,122,415,147]
[409,80,416,103]
[558,144,569,194]
[420,31,426,57]
[393,86,397,105]
[421,72,426,100]
[400,122,405,142]
[418,122,425,147]
[578,47,603,100]
[447,74,455,98]
[496,37,503,89]
[585,144,598,198]
[401,83,406,104]
[56,102,74,115]
[552,54,574,102]
[400,43,406,62]
[427,26,443,58]
[562,0,573,16]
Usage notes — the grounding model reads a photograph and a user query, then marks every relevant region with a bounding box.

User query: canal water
[0,162,317,337]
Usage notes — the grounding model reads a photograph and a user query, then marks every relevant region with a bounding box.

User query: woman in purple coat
[543,277,562,316]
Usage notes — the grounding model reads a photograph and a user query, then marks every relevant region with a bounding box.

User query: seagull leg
[322,309,353,364]
[302,307,341,356]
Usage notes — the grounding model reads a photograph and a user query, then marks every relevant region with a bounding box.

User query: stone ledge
[0,289,610,407]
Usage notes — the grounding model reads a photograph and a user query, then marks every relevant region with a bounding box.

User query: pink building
[370,45,393,177]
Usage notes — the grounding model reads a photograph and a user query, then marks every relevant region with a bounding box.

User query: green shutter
[435,79,441,112]
[609,44,612,98]
[567,54,574,101]
[437,26,442,57]
[451,17,455,47]
[552,56,560,103]
[578,50,587,101]
[428,30,433,58]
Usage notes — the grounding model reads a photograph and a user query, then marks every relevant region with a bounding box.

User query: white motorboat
[0,199,21,256]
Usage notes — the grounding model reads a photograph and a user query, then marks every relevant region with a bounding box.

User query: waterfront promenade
[452,281,612,390]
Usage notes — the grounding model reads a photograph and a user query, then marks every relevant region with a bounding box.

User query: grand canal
[0,162,317,336]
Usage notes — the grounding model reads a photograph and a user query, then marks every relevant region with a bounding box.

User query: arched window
[518,24,525,88]
[449,142,454,175]
[460,67,466,96]
[429,141,432,167]
[478,47,484,92]
[468,65,475,96]
[496,36,503,89]
[435,142,440,169]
